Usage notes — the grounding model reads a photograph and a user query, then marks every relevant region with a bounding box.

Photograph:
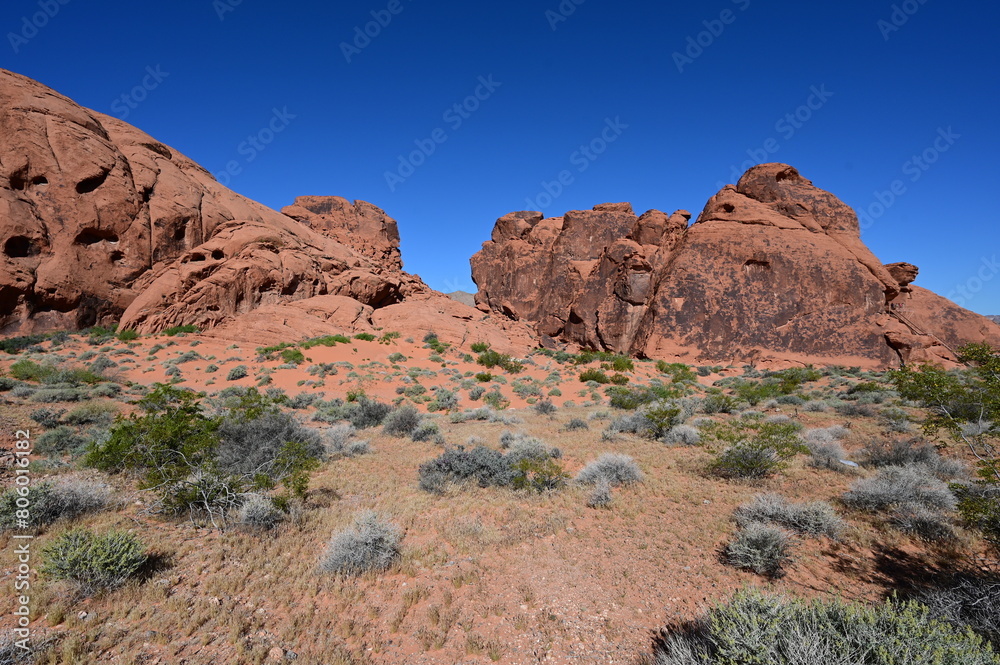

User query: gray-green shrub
[733,494,843,539]
[576,453,642,487]
[320,511,402,576]
[724,522,792,577]
[40,528,147,594]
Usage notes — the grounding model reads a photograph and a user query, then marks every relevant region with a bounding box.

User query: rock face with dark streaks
[472,163,1000,368]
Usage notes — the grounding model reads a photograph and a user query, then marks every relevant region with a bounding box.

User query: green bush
[706,417,808,479]
[280,348,306,365]
[0,480,111,530]
[41,528,147,594]
[117,329,139,341]
[734,380,782,406]
[579,368,610,384]
[163,325,199,336]
[652,587,1000,664]
[35,426,89,456]
[512,458,569,492]
[301,334,351,349]
[353,333,376,341]
[475,372,493,383]
[470,341,490,353]
[657,361,696,383]
[226,365,248,381]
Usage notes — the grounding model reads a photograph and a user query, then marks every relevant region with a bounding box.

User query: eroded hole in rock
[188,253,206,263]
[74,228,119,245]
[569,310,585,325]
[722,203,735,213]
[9,172,28,191]
[32,176,48,186]
[110,251,124,263]
[211,249,224,260]
[76,169,110,194]
[743,259,772,271]
[174,225,187,241]
[4,236,38,258]
[775,169,793,182]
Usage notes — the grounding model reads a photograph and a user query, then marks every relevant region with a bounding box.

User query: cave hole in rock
[743,259,772,271]
[722,203,735,213]
[76,169,110,194]
[568,310,585,325]
[188,253,206,263]
[74,228,119,245]
[109,251,125,263]
[4,236,38,257]
[211,249,224,260]
[774,170,794,182]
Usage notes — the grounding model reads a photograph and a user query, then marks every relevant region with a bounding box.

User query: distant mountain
[447,291,476,307]
[989,315,1000,324]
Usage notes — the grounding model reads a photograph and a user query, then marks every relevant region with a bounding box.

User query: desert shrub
[863,438,966,480]
[476,350,522,373]
[40,528,147,594]
[657,361,695,383]
[238,494,284,531]
[733,494,843,539]
[320,512,402,576]
[512,458,569,492]
[30,387,87,403]
[701,392,738,414]
[576,453,642,487]
[953,482,1000,548]
[117,329,139,341]
[428,388,459,412]
[382,404,421,436]
[663,424,701,446]
[0,479,111,530]
[35,426,88,456]
[734,380,782,406]
[91,382,121,398]
[30,407,65,428]
[418,446,514,492]
[587,478,613,509]
[163,325,199,336]
[215,397,325,491]
[0,377,20,391]
[64,401,117,426]
[806,439,851,472]
[482,389,509,410]
[353,333,376,341]
[411,421,440,442]
[226,365,248,381]
[725,522,792,577]
[915,576,1000,646]
[533,399,556,415]
[280,348,306,365]
[505,435,552,467]
[776,394,805,406]
[889,503,957,542]
[388,352,407,363]
[843,466,956,513]
[579,368,610,384]
[345,440,371,456]
[470,341,490,353]
[652,587,1000,664]
[287,392,319,409]
[803,400,828,412]
[326,423,357,453]
[836,402,877,417]
[350,398,392,429]
[564,418,589,431]
[707,417,807,480]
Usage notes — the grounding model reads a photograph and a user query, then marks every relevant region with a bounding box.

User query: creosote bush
[382,404,421,436]
[842,466,956,513]
[40,528,148,595]
[0,479,111,530]
[320,511,402,576]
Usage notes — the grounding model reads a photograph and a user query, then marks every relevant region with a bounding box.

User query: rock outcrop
[472,163,1000,368]
[0,69,531,352]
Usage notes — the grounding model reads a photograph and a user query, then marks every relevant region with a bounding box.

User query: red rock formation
[472,163,1000,368]
[0,69,532,351]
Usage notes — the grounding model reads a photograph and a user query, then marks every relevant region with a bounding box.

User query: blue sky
[3,0,998,314]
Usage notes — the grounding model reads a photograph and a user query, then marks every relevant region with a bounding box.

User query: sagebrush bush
[382,404,422,436]
[41,528,147,594]
[863,438,966,480]
[724,522,792,577]
[733,494,843,539]
[889,503,957,542]
[216,408,324,482]
[418,446,514,493]
[35,426,88,456]
[533,399,557,415]
[652,587,1000,664]
[29,407,64,428]
[663,424,701,446]
[64,401,117,426]
[238,494,284,531]
[226,365,248,381]
[806,440,851,472]
[349,398,392,429]
[586,478,613,509]
[320,511,402,576]
[843,466,956,513]
[564,417,589,431]
[411,421,440,442]
[576,453,642,487]
[0,479,111,530]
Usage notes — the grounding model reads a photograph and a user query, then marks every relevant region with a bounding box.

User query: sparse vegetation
[320,511,402,576]
[41,528,148,595]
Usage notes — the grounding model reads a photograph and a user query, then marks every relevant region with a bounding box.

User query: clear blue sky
[3,0,998,314]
